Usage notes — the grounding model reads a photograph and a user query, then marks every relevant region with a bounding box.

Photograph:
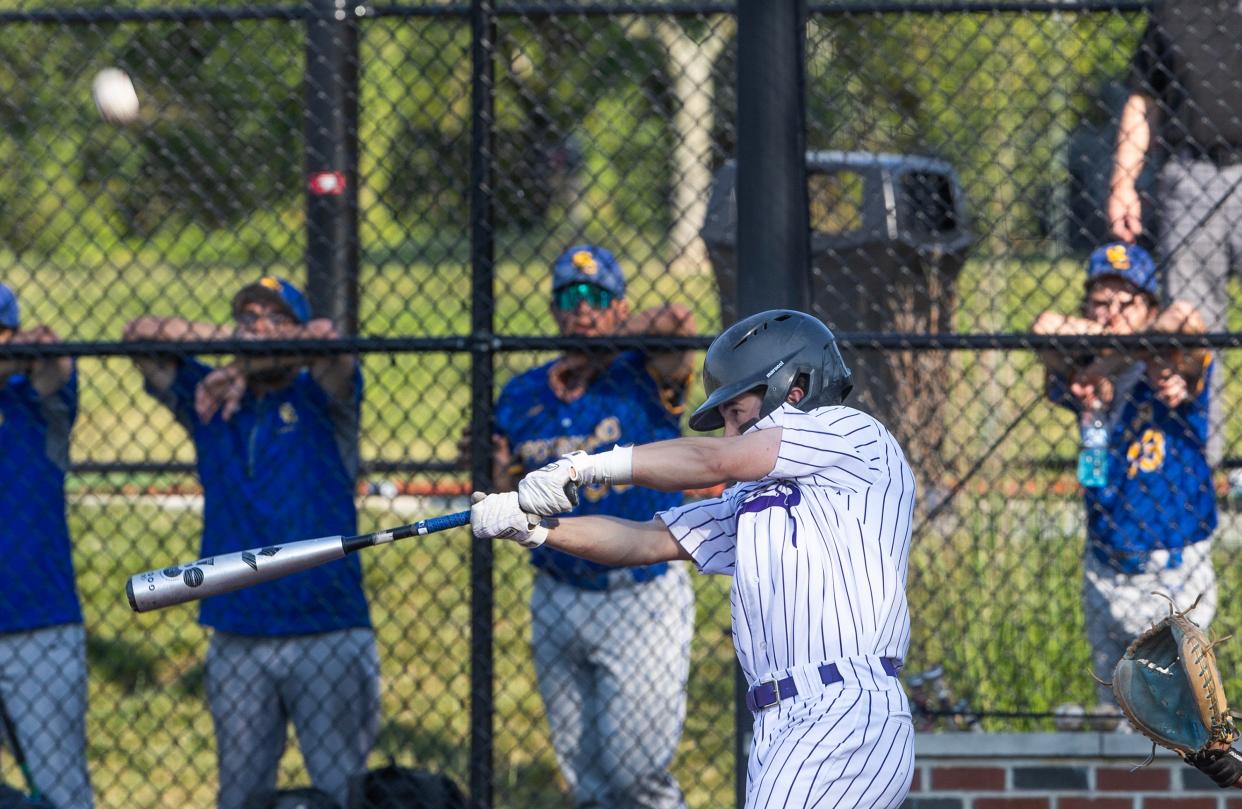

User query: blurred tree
[805,10,1142,255]
[652,16,733,270]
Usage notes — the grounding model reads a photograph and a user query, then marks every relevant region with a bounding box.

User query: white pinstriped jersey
[659,403,917,808]
[658,402,916,687]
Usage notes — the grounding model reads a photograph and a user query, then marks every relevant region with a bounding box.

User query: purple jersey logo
[738,482,802,546]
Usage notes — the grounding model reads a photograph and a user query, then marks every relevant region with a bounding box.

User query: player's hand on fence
[1069,363,1114,410]
[1189,746,1242,789]
[470,492,547,549]
[547,354,594,402]
[517,456,581,515]
[195,364,246,423]
[1148,359,1190,408]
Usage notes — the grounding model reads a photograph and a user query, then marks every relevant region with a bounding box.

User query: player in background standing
[124,277,379,809]
[472,309,916,809]
[483,245,697,809]
[1032,243,1216,712]
[0,283,94,808]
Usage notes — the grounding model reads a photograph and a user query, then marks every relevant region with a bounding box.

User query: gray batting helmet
[688,309,853,432]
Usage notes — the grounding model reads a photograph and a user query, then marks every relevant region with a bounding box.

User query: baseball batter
[472,310,916,808]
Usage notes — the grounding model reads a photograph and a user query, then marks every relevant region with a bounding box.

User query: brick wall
[904,733,1242,808]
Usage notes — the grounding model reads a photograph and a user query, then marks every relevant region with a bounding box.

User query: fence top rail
[0,0,1151,25]
[0,332,1238,358]
[0,5,308,24]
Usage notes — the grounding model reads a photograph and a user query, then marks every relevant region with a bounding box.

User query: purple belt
[745,657,901,713]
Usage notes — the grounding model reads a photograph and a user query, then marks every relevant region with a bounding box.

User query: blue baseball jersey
[152,359,371,635]
[495,351,687,586]
[1050,356,1217,574]
[0,370,82,632]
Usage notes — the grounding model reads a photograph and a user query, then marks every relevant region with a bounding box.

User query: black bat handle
[341,510,471,553]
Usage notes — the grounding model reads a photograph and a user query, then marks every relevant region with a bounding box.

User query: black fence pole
[469,0,497,806]
[304,0,360,333]
[735,0,811,318]
[733,1,811,802]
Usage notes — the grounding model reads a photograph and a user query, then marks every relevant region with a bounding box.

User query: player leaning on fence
[472,310,916,809]
[0,282,94,809]
[123,277,379,809]
[1032,242,1217,711]
[482,245,697,809]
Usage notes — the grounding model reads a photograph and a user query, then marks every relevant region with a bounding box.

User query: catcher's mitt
[1112,603,1238,759]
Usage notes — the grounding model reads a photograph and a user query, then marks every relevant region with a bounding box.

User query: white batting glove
[470,492,547,549]
[517,457,581,515]
[516,447,634,515]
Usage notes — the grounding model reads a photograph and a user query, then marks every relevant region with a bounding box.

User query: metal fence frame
[3,1,1225,806]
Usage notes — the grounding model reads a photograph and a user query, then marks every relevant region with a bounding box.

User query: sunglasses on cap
[554,282,615,312]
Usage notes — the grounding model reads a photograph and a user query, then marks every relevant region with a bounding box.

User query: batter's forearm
[544,516,688,565]
[625,430,780,489]
[630,438,742,490]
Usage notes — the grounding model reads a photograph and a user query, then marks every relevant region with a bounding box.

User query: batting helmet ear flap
[819,340,853,404]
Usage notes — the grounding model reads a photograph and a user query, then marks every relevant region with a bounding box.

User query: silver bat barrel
[126,534,346,613]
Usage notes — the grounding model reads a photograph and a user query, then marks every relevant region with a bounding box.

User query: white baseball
[92,68,140,125]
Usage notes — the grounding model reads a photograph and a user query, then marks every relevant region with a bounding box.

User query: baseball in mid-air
[92,67,140,125]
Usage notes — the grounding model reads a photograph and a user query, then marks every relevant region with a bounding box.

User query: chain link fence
[1,0,1240,806]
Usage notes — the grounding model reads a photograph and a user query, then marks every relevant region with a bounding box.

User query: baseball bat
[126,511,470,613]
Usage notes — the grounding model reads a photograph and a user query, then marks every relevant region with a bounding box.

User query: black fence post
[304,0,360,333]
[735,0,811,318]
[469,0,497,807]
[733,1,811,803]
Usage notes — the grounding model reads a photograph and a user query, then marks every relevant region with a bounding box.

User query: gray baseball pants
[0,624,93,809]
[205,629,380,809]
[531,565,694,809]
[1084,540,1216,706]
[1158,156,1242,467]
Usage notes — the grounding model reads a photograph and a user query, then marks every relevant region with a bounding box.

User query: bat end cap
[126,578,138,612]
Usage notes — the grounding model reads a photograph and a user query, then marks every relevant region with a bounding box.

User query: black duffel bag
[346,765,468,809]
[242,787,341,809]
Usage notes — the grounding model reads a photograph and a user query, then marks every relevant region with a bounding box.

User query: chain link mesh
[1,1,1239,806]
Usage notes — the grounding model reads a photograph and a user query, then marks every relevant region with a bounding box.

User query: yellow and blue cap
[0,283,17,330]
[232,276,310,324]
[1086,242,1159,300]
[551,245,626,298]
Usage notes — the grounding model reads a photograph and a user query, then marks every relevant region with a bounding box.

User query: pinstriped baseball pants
[744,679,914,809]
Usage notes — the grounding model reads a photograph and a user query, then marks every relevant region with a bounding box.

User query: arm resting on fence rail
[122,316,234,392]
[0,325,73,397]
